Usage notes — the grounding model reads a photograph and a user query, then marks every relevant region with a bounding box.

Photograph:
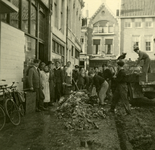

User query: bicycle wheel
[5,99,21,126]
[0,105,6,131]
[19,103,25,116]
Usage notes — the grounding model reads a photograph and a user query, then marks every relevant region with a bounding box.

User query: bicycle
[0,81,21,131]
[10,82,25,116]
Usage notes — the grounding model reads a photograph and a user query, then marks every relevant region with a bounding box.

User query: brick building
[87,3,119,67]
[120,0,155,60]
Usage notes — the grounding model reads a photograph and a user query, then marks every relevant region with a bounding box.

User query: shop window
[10,0,19,28]
[31,4,37,36]
[22,0,29,33]
[57,44,60,54]
[55,42,57,53]
[39,12,45,40]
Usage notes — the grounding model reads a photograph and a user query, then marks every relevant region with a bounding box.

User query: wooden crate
[24,91,36,114]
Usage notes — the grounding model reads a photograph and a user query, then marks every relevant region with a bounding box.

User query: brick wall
[0,22,25,90]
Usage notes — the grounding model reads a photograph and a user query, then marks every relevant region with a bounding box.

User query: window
[146,22,153,28]
[93,26,98,33]
[31,4,37,36]
[57,44,60,54]
[54,2,58,28]
[25,36,36,58]
[61,0,64,33]
[52,40,55,52]
[22,0,29,33]
[93,39,100,54]
[146,42,151,51]
[10,0,19,28]
[72,46,74,57]
[105,39,113,54]
[75,49,79,59]
[109,25,114,33]
[39,12,45,39]
[135,22,141,28]
[145,36,152,51]
[125,22,131,28]
[132,35,140,49]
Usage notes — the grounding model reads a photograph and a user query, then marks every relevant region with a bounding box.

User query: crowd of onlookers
[27,59,131,115]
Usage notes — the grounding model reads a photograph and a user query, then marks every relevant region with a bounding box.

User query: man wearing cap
[110,61,131,115]
[134,47,151,73]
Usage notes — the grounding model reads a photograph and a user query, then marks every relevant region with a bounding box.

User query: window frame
[135,22,142,28]
[145,22,153,28]
[124,22,132,28]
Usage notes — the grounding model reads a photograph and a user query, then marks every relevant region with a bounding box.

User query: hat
[75,65,79,68]
[134,47,139,52]
[117,60,124,67]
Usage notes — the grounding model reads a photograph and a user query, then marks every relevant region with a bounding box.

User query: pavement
[0,107,121,150]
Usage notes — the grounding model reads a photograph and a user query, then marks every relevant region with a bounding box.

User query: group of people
[27,58,131,115]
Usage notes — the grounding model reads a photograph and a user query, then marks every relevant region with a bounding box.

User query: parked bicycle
[0,80,21,131]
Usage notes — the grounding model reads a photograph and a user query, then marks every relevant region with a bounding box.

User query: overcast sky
[82,0,120,18]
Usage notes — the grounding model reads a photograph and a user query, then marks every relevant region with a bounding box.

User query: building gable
[89,3,117,26]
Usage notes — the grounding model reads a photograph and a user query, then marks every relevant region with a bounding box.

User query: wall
[0,22,25,89]
[121,18,155,60]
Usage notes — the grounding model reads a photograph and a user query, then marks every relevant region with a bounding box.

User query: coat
[49,69,55,100]
[28,66,42,89]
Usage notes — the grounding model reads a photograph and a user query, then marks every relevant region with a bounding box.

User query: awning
[93,39,100,45]
[0,0,18,14]
[105,39,113,45]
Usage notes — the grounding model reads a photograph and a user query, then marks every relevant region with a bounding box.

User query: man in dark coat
[28,59,45,112]
[134,47,151,73]
[54,61,64,101]
[72,65,80,90]
[110,61,131,115]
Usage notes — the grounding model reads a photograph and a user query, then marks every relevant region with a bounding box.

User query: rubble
[56,91,106,131]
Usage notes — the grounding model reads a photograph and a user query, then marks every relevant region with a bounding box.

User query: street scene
[0,0,155,150]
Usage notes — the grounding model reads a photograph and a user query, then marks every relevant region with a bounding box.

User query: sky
[82,0,120,18]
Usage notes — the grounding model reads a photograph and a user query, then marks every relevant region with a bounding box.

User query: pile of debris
[56,91,106,131]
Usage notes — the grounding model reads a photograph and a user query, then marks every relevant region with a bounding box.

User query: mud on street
[0,103,155,150]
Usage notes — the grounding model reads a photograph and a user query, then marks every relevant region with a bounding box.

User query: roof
[121,0,155,17]
[89,3,116,25]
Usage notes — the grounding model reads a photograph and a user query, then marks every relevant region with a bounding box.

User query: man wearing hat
[110,60,131,115]
[134,47,151,73]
